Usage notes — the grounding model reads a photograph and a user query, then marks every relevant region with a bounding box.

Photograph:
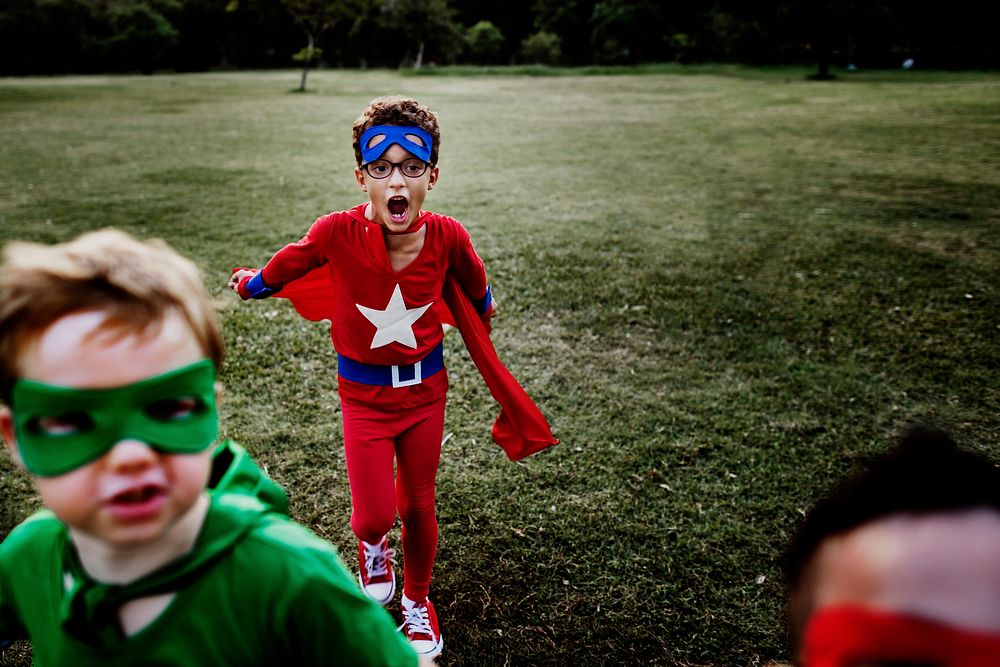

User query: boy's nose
[104,438,157,471]
[387,166,407,186]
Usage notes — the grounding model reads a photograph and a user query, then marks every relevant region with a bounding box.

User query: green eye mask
[11,359,218,477]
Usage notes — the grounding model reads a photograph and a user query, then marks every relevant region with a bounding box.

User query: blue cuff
[246,271,276,299]
[473,285,492,315]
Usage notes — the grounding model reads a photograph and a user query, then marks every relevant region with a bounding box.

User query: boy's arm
[450,227,497,324]
[0,593,26,642]
[228,216,333,300]
[281,565,419,667]
[0,538,27,641]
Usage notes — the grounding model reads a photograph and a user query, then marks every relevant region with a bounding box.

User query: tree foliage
[1,0,997,74]
[520,31,561,65]
[279,0,348,90]
[465,20,503,65]
[378,0,461,68]
[101,0,180,74]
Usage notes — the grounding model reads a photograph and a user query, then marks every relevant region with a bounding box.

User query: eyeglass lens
[364,159,428,179]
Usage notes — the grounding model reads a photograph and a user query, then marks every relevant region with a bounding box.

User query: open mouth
[387,196,409,224]
[105,484,168,519]
[112,485,164,505]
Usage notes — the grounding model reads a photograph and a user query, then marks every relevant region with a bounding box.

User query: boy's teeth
[388,197,408,217]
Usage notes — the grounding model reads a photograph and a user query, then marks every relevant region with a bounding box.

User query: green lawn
[1,66,999,666]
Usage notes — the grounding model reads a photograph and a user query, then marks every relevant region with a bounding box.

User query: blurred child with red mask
[782,425,1000,666]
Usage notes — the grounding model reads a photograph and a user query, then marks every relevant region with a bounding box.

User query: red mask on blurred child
[801,605,1000,667]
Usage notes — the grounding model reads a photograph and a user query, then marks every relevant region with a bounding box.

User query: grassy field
[1,66,999,666]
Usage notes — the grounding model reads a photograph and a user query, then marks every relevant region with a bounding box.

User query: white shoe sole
[358,569,396,606]
[411,637,443,659]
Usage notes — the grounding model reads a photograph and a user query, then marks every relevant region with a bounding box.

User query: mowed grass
[1,67,999,666]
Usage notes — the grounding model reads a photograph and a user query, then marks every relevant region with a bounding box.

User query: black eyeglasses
[362,158,430,180]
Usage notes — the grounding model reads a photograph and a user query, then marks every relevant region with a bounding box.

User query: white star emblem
[356,284,433,349]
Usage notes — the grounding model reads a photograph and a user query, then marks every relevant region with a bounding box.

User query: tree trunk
[817,56,830,79]
[299,63,310,92]
[299,33,314,92]
[809,6,835,81]
[414,40,425,69]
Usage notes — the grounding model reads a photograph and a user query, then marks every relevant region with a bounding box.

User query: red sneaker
[399,595,443,659]
[357,536,396,605]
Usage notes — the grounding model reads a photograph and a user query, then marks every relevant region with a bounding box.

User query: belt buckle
[391,360,422,388]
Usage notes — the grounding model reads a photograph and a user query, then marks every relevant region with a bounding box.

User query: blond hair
[352,96,441,166]
[0,229,223,402]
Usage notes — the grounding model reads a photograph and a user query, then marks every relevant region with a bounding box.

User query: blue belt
[337,343,444,388]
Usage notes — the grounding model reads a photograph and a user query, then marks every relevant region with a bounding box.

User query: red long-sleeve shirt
[258,203,490,409]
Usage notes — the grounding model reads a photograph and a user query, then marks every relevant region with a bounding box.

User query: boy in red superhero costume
[782,425,1000,666]
[229,96,556,659]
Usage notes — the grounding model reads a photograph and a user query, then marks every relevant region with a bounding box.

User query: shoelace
[398,603,434,638]
[363,542,396,578]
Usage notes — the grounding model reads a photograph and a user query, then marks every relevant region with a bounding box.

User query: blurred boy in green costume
[0,230,427,666]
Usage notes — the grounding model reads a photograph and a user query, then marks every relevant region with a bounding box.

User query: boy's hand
[480,297,497,335]
[228,268,258,300]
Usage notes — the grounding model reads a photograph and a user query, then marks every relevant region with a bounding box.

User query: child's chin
[388,211,411,227]
[384,216,412,231]
[98,522,170,547]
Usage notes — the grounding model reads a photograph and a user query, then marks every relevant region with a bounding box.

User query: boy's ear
[0,406,25,470]
[428,165,439,191]
[355,167,367,192]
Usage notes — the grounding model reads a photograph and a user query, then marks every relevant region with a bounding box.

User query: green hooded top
[0,440,417,666]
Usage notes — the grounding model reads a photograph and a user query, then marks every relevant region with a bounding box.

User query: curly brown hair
[352,96,441,166]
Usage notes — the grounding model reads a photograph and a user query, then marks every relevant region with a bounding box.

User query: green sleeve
[0,577,28,641]
[283,570,418,666]
[0,513,57,641]
[208,440,289,515]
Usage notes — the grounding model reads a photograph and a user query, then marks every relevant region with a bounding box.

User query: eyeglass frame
[360,157,433,180]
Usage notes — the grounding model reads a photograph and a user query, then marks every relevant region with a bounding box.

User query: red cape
[273,266,558,461]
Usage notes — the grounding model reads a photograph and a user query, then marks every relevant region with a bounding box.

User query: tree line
[1,0,997,76]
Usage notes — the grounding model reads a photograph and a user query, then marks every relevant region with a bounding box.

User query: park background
[2,1,1000,77]
[1,2,999,666]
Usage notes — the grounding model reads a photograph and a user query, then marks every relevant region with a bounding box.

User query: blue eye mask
[360,125,433,164]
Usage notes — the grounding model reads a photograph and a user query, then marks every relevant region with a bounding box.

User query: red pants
[341,397,444,601]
